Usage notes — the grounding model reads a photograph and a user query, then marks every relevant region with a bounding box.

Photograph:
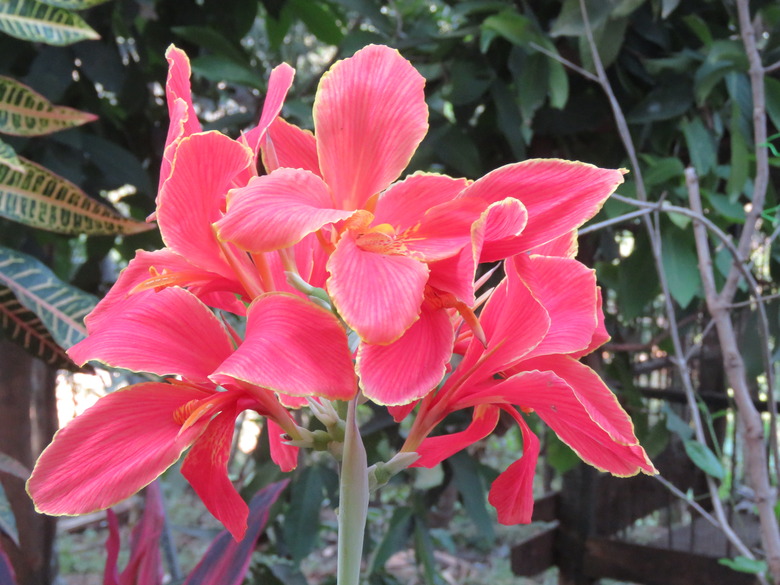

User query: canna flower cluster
[27,44,654,541]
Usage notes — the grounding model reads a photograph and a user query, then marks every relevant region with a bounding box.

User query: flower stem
[337,397,368,585]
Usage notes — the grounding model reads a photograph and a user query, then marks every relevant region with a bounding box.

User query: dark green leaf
[413,518,443,585]
[289,0,344,46]
[369,506,413,573]
[172,26,248,64]
[550,0,613,38]
[283,466,324,562]
[627,79,693,123]
[660,224,701,308]
[191,55,263,89]
[450,452,494,541]
[682,117,716,176]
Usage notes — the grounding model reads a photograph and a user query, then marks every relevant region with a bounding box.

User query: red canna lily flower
[27,287,356,540]
[215,45,626,405]
[400,252,656,524]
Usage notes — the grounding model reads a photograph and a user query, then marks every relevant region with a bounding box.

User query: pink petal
[492,368,655,476]
[69,287,233,384]
[528,229,578,258]
[388,401,418,423]
[314,45,428,210]
[572,287,609,358]
[453,260,549,386]
[243,63,295,156]
[157,132,253,276]
[461,160,624,260]
[267,419,298,472]
[212,293,357,400]
[84,249,244,333]
[327,231,429,344]
[412,405,500,468]
[28,383,210,516]
[216,168,352,253]
[488,414,540,524]
[512,254,599,359]
[165,46,201,137]
[159,46,202,192]
[182,403,249,540]
[262,118,321,175]
[357,302,454,405]
[522,355,652,454]
[373,173,470,233]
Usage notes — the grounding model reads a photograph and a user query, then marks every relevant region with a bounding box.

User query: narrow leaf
[37,0,114,9]
[0,76,97,136]
[0,484,18,548]
[450,452,494,540]
[0,543,17,585]
[369,506,413,574]
[0,452,31,481]
[0,138,24,173]
[0,285,82,370]
[0,0,99,46]
[0,246,97,350]
[0,157,154,235]
[184,481,289,585]
[283,466,324,562]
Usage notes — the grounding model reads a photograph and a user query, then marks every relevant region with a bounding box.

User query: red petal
[357,303,454,405]
[314,45,428,209]
[216,168,352,252]
[212,293,357,400]
[492,367,656,476]
[157,132,253,276]
[243,63,295,156]
[461,160,624,260]
[267,419,298,472]
[454,260,550,386]
[488,414,540,524]
[374,173,470,233]
[512,254,599,359]
[412,405,500,468]
[327,231,429,344]
[528,229,578,258]
[69,287,233,384]
[28,383,209,516]
[572,287,610,358]
[84,249,244,333]
[165,46,201,137]
[263,118,321,175]
[182,404,249,540]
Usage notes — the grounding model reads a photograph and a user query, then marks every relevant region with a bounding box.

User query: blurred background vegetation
[1,0,779,584]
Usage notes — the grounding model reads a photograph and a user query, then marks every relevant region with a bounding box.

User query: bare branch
[688,167,780,583]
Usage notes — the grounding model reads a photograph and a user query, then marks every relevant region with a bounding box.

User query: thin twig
[576,0,760,568]
[688,167,780,583]
[528,41,599,82]
[578,208,656,234]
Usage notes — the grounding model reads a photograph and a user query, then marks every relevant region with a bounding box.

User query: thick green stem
[337,398,368,585]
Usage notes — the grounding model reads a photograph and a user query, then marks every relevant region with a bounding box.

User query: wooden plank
[531,492,558,522]
[510,524,557,576]
[583,537,759,585]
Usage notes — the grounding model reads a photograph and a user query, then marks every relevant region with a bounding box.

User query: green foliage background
[1,0,779,583]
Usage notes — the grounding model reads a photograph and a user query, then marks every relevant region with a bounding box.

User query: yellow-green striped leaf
[0,246,97,351]
[0,156,155,235]
[0,76,97,136]
[0,0,99,46]
[0,284,82,370]
[0,137,24,173]
[37,0,113,9]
